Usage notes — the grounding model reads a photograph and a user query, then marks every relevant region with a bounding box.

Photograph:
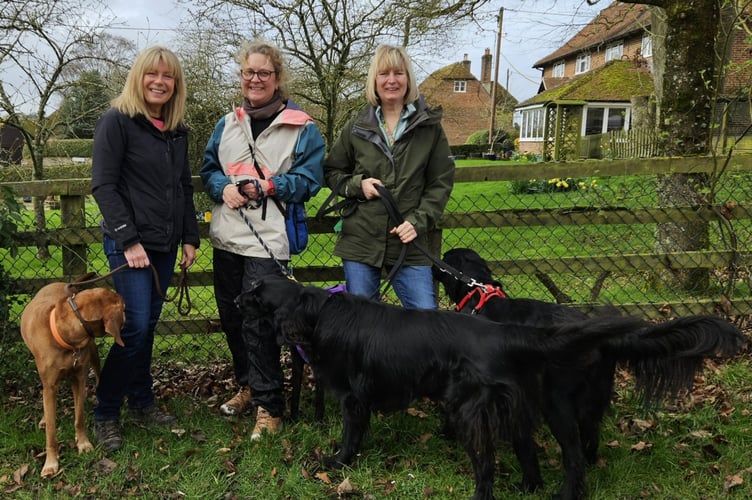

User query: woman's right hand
[223,183,249,209]
[360,178,384,200]
[124,243,150,268]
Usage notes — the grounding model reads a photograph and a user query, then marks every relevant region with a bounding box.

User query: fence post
[60,194,88,278]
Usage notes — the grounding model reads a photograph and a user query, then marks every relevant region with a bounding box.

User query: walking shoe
[250,406,282,441]
[94,420,123,452]
[220,386,251,416]
[128,405,177,426]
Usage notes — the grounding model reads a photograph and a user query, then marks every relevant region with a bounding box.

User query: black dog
[434,247,746,499]
[236,277,743,500]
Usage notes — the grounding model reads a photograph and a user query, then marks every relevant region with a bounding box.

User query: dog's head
[72,288,125,346]
[235,278,331,347]
[433,248,502,303]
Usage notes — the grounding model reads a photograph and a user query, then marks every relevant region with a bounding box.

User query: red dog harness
[456,284,507,314]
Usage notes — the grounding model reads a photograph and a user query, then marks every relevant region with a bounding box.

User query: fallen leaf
[630,441,652,452]
[337,477,354,494]
[13,464,29,485]
[723,474,744,491]
[315,471,332,484]
[95,457,118,474]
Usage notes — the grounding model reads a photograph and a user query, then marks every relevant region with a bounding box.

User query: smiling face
[241,52,278,106]
[142,58,175,117]
[376,66,408,106]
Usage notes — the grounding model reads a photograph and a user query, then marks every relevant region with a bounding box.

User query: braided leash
[238,206,295,279]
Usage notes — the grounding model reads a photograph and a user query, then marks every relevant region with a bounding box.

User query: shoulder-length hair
[235,40,290,100]
[111,46,186,131]
[365,44,419,107]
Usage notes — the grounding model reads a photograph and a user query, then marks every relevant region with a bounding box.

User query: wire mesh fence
[2,157,752,383]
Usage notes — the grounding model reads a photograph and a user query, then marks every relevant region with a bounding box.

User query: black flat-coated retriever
[236,277,743,500]
[434,247,746,499]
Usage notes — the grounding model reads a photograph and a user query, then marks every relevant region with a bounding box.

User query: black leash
[373,184,484,298]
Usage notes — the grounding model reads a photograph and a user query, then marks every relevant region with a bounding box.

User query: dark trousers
[94,235,176,421]
[213,248,288,417]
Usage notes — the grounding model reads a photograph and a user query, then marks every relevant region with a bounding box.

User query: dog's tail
[602,315,746,405]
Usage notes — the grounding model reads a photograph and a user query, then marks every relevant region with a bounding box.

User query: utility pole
[488,7,503,154]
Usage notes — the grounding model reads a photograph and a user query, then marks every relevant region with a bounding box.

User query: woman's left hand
[180,243,197,269]
[390,221,417,244]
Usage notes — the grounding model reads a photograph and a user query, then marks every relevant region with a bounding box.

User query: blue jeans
[343,260,436,309]
[94,235,177,421]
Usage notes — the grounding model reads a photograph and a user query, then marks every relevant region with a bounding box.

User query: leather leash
[64,262,192,316]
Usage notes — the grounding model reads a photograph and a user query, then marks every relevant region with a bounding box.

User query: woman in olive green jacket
[324,44,454,308]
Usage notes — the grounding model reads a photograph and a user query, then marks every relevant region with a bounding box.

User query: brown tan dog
[20,282,125,478]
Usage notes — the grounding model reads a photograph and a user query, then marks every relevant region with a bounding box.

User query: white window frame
[641,33,653,57]
[454,80,467,93]
[580,103,631,135]
[519,106,546,141]
[575,53,591,74]
[605,41,624,62]
[552,61,565,78]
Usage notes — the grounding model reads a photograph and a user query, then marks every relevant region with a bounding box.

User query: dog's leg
[543,386,588,500]
[312,375,325,423]
[40,378,60,478]
[510,434,544,493]
[324,393,370,469]
[458,420,497,500]
[71,368,94,454]
[289,346,303,421]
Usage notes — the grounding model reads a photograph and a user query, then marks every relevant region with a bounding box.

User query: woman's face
[142,59,175,117]
[241,53,278,106]
[376,66,408,106]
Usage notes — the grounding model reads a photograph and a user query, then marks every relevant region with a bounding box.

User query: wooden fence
[3,154,752,338]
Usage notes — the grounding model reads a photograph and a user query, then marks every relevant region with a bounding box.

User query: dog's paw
[322,455,348,470]
[41,459,59,479]
[76,438,94,453]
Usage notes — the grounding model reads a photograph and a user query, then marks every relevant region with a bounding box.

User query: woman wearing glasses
[200,40,324,438]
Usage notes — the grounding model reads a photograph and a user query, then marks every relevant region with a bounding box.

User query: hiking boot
[94,420,123,452]
[250,406,282,441]
[220,386,251,416]
[128,405,177,426]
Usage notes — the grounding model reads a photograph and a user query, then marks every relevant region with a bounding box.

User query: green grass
[1,355,750,498]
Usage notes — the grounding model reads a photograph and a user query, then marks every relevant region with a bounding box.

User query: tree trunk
[640,0,719,291]
[30,144,50,260]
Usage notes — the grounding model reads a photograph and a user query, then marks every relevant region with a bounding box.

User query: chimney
[481,48,492,83]
[462,53,471,73]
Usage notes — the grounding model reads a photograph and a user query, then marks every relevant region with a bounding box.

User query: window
[552,61,565,78]
[454,80,467,93]
[582,105,629,135]
[641,34,652,57]
[520,107,545,140]
[575,53,590,74]
[605,42,623,62]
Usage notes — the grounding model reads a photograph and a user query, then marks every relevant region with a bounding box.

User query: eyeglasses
[240,69,276,81]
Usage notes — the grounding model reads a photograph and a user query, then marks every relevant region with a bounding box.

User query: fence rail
[3,154,752,344]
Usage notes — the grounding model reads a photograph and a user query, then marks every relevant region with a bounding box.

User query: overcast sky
[102,0,604,103]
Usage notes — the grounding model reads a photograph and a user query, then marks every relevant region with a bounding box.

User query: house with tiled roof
[516,1,654,159]
[516,0,752,160]
[419,50,517,146]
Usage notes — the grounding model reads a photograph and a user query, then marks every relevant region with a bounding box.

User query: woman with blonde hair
[324,44,454,308]
[91,46,200,452]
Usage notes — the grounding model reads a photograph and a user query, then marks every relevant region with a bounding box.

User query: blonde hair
[111,46,186,131]
[365,44,419,107]
[235,40,289,100]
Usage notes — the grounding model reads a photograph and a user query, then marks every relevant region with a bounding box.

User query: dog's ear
[101,291,125,346]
